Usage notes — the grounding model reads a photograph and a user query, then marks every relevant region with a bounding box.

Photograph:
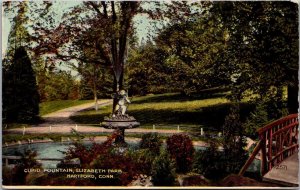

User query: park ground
[3,89,255,145]
[2,90,285,187]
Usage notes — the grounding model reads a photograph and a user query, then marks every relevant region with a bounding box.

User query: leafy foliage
[3,150,41,185]
[61,133,141,186]
[222,104,248,174]
[78,63,113,99]
[127,41,173,95]
[193,140,225,180]
[3,47,40,123]
[211,1,298,113]
[166,134,195,173]
[243,103,270,139]
[139,133,162,155]
[151,151,176,186]
[64,135,115,167]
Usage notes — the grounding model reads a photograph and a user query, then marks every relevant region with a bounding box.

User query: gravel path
[4,99,183,136]
[38,100,112,126]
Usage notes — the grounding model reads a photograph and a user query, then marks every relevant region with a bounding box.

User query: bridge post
[260,134,267,176]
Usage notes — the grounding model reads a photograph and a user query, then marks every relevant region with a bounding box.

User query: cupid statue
[113,89,131,116]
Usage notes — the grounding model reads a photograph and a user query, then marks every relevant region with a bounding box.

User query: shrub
[139,133,162,155]
[193,140,226,180]
[151,151,176,186]
[244,103,269,139]
[91,151,139,186]
[222,104,248,174]
[3,150,42,185]
[63,133,116,167]
[166,134,195,173]
[244,100,288,139]
[130,149,157,175]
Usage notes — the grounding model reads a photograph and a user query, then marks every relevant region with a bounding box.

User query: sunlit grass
[130,98,229,111]
[70,91,255,135]
[39,99,93,116]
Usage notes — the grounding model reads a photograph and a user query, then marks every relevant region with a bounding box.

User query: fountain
[101,89,140,144]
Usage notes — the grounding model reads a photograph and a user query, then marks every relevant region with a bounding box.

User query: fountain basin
[101,120,140,129]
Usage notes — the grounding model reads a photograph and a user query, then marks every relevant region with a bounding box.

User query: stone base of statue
[101,114,140,144]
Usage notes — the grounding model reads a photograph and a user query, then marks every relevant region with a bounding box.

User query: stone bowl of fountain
[101,114,140,130]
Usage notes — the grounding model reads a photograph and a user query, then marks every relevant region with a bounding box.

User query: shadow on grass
[132,89,229,104]
[70,102,255,133]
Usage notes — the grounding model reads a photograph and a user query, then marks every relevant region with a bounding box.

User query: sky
[1,1,152,57]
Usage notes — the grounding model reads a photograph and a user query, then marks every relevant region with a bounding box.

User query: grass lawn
[39,99,93,116]
[70,90,255,136]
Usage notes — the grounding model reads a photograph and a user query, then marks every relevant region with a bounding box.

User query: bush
[91,151,139,186]
[130,149,157,175]
[3,149,42,185]
[139,133,162,155]
[64,134,115,167]
[222,104,248,174]
[244,99,288,139]
[166,134,195,173]
[244,103,269,139]
[193,140,226,180]
[151,151,176,186]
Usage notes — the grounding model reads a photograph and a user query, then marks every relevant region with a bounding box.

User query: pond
[3,140,206,168]
[3,141,259,175]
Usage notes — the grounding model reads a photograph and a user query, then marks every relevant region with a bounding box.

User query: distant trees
[127,2,298,124]
[127,41,172,95]
[3,1,297,119]
[3,47,40,123]
[210,1,298,114]
[154,14,229,95]
[3,1,79,103]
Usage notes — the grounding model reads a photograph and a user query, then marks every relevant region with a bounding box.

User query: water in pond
[2,141,140,168]
[4,141,258,172]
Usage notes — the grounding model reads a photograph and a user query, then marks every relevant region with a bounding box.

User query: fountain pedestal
[101,114,140,144]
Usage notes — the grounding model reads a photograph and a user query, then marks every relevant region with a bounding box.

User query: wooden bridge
[239,113,299,186]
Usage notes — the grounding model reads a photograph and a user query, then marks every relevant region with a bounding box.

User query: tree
[3,47,40,123]
[3,1,77,103]
[166,134,195,173]
[154,17,229,95]
[3,1,56,64]
[127,40,172,95]
[126,2,230,95]
[211,2,298,115]
[78,62,113,100]
[27,2,143,111]
[3,1,31,65]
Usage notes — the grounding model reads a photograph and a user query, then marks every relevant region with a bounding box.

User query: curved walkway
[4,99,185,136]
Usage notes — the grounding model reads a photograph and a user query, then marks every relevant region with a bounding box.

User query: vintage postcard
[1,1,299,189]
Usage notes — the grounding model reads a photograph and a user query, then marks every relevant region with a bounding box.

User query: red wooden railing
[239,113,299,176]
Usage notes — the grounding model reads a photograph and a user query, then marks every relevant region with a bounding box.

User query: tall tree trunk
[112,74,118,113]
[93,64,98,111]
